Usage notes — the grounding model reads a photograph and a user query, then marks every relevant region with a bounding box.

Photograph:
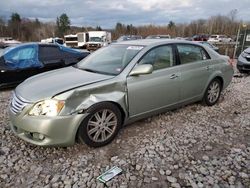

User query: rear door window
[177,44,210,64]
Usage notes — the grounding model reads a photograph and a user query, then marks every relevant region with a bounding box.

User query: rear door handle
[170,74,178,79]
[206,66,210,70]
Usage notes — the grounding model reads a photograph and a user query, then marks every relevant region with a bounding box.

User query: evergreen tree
[56,13,70,37]
[9,12,21,38]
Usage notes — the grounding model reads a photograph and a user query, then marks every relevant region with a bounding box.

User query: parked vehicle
[64,33,90,48]
[146,35,171,39]
[64,34,78,48]
[116,35,143,42]
[237,47,250,73]
[9,40,233,147]
[208,35,232,43]
[196,41,219,52]
[0,37,21,48]
[192,34,209,41]
[174,37,186,40]
[41,37,64,45]
[77,32,90,48]
[0,43,90,89]
[86,31,111,51]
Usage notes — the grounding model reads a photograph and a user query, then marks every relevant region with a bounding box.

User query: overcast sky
[0,0,249,28]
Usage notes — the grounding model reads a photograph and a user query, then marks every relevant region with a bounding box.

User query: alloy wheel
[207,81,220,104]
[87,109,117,143]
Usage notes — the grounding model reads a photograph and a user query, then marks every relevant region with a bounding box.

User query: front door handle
[170,74,178,79]
[206,66,210,70]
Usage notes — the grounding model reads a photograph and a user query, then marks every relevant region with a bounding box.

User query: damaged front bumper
[9,109,87,146]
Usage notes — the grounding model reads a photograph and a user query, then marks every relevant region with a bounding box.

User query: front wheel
[202,78,222,106]
[77,102,122,147]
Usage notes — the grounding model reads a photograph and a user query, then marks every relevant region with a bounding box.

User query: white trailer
[77,32,89,48]
[0,37,21,47]
[86,31,112,51]
[64,34,78,48]
[64,33,89,48]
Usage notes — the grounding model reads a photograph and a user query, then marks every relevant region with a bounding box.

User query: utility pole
[241,24,247,53]
[233,23,241,59]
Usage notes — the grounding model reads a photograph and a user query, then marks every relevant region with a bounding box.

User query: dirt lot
[0,74,249,188]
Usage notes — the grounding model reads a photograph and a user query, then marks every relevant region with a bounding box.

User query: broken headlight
[29,99,65,117]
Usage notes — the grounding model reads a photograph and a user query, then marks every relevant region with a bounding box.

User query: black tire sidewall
[77,102,122,147]
[203,78,222,106]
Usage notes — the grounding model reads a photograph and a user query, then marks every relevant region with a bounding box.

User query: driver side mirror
[129,64,153,76]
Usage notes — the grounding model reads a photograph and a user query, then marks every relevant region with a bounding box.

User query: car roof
[38,43,60,47]
[10,42,60,48]
[114,39,202,47]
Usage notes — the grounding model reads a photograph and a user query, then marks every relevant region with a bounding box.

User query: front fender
[75,91,127,115]
[55,81,128,118]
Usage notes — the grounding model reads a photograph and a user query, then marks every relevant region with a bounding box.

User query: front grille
[10,93,30,114]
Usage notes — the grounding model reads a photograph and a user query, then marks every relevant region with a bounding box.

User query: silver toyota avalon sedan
[9,39,234,147]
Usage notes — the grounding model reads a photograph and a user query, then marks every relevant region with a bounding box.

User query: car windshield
[90,37,102,42]
[2,44,42,69]
[77,44,144,75]
[0,46,15,56]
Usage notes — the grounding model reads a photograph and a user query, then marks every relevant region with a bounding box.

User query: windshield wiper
[84,68,117,76]
[82,68,99,73]
[74,65,117,76]
[73,65,96,73]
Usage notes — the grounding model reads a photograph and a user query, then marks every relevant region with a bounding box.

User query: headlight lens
[29,100,65,117]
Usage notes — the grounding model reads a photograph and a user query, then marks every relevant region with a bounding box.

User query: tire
[202,78,222,106]
[77,102,122,147]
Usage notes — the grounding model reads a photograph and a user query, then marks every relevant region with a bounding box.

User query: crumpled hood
[15,66,114,102]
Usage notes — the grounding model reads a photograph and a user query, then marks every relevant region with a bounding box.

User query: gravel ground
[0,74,249,188]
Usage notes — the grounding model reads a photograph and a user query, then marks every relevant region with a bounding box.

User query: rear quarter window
[177,44,210,64]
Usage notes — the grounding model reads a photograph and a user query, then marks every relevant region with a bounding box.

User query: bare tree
[228,9,238,22]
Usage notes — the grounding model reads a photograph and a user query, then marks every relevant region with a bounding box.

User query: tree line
[0,10,249,42]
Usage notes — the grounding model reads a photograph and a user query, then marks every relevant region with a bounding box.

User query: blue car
[0,43,90,89]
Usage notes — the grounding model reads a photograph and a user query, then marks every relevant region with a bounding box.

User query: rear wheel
[202,78,222,106]
[77,102,122,147]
